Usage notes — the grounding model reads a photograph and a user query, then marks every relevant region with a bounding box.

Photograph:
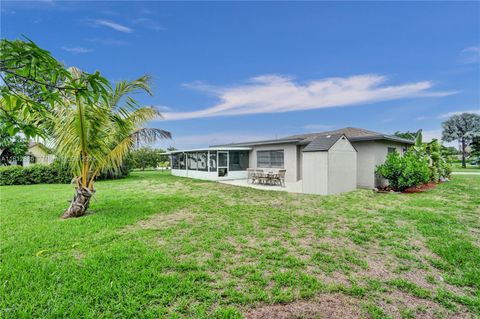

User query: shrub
[128,147,166,170]
[427,139,451,181]
[0,161,129,186]
[0,164,70,186]
[376,150,430,191]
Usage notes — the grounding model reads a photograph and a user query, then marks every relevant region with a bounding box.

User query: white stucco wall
[248,143,299,182]
[352,142,376,188]
[302,137,357,195]
[171,169,247,181]
[352,141,409,188]
[327,137,357,194]
[28,145,55,166]
[302,151,329,195]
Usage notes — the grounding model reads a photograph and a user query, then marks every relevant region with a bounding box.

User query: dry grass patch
[244,293,362,319]
[120,209,196,232]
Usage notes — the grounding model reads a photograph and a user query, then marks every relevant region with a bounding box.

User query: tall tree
[129,147,165,170]
[0,38,70,137]
[442,113,480,168]
[0,125,29,165]
[51,68,170,218]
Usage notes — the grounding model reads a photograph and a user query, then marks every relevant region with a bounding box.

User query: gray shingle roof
[302,134,345,152]
[210,137,303,147]
[286,127,381,141]
[211,127,414,147]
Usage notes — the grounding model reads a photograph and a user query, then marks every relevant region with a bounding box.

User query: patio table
[258,171,279,185]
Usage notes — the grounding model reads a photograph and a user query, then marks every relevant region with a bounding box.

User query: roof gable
[302,134,345,152]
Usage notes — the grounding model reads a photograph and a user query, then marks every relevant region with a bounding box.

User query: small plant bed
[402,181,439,193]
[376,181,441,194]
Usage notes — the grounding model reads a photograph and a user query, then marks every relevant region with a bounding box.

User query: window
[171,154,179,169]
[387,147,397,154]
[197,152,208,171]
[179,153,186,169]
[218,152,228,167]
[257,150,284,168]
[229,151,249,171]
[188,152,198,170]
[209,152,217,172]
[402,147,408,155]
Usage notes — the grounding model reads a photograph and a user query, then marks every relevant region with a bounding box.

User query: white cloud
[93,19,132,33]
[162,74,455,121]
[438,109,480,119]
[460,46,480,64]
[61,46,93,54]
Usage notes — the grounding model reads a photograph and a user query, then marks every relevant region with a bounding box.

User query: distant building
[23,142,55,166]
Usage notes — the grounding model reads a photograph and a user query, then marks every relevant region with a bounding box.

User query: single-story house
[0,142,54,166]
[24,142,55,166]
[168,127,414,195]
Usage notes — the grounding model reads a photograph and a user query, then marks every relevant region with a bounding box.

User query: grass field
[1,171,479,318]
[451,163,480,173]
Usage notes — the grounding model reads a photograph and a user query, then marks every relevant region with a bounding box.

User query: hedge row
[0,163,129,186]
[0,164,71,185]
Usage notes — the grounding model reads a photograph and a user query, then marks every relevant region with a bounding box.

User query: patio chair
[255,169,265,184]
[276,169,286,187]
[247,168,256,184]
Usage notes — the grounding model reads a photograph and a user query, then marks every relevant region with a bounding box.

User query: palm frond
[132,127,172,144]
[49,73,169,189]
[110,75,152,109]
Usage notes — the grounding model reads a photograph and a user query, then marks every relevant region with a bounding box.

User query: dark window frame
[229,150,249,171]
[197,151,208,171]
[171,154,179,169]
[257,150,284,168]
[188,152,198,170]
[209,152,217,172]
[178,153,186,170]
[387,147,397,154]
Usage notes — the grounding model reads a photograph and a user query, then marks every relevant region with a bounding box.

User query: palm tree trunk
[62,187,93,218]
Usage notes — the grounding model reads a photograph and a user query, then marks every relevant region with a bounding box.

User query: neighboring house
[23,142,55,166]
[168,127,414,195]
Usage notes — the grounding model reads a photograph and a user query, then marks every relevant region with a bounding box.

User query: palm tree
[50,68,170,218]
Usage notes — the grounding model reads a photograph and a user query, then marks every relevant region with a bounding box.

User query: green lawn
[1,172,479,318]
[451,163,480,173]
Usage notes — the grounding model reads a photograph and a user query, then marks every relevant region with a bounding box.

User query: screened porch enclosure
[170,148,250,181]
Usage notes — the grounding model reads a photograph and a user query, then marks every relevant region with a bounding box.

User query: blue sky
[2,1,479,149]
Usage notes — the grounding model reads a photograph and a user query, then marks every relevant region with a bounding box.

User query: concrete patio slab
[219,179,303,193]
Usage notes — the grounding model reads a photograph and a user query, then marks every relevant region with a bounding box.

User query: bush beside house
[376,136,452,192]
[376,151,431,191]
